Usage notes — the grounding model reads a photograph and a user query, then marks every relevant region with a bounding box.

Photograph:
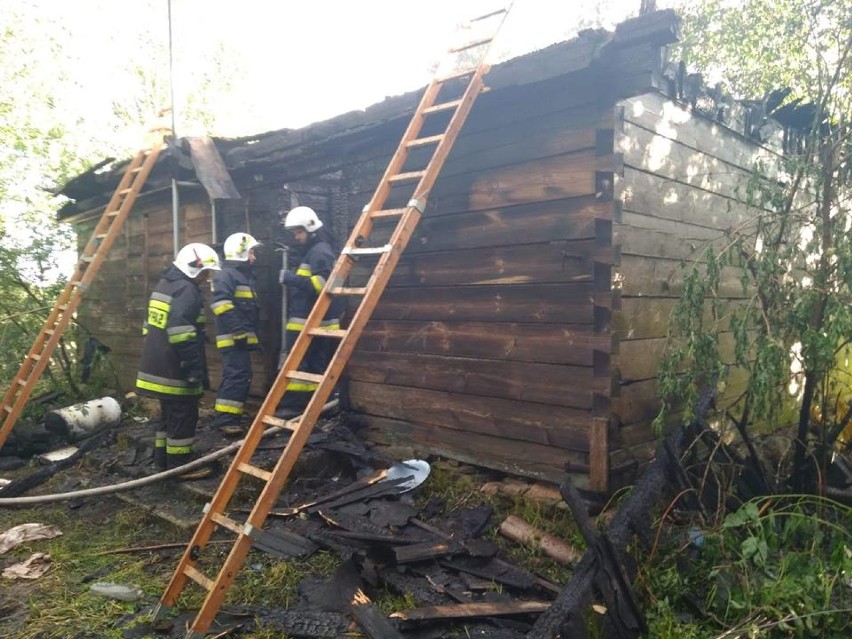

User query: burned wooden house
[57,10,788,492]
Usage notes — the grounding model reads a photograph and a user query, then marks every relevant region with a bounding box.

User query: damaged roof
[57,9,680,219]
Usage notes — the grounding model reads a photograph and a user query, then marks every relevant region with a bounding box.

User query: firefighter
[136,242,220,479]
[211,232,261,436]
[276,206,343,418]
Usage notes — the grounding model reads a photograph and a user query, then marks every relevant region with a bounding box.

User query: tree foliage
[0,0,255,405]
[656,0,852,487]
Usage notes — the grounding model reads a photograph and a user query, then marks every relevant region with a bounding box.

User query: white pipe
[44,397,122,441]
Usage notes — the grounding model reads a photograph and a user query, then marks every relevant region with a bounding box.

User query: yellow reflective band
[196,315,206,324]
[212,301,234,315]
[217,337,235,348]
[154,438,166,447]
[234,287,254,299]
[296,268,312,276]
[166,445,192,455]
[285,321,305,331]
[168,331,196,344]
[142,326,148,335]
[136,378,202,396]
[150,299,170,312]
[310,275,324,293]
[247,335,259,345]
[287,381,318,392]
[214,401,243,414]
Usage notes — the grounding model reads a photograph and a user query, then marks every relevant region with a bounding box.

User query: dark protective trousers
[154,396,200,470]
[278,329,336,412]
[213,347,252,426]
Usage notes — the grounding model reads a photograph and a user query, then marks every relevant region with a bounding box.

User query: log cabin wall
[61,10,683,492]
[612,90,785,469]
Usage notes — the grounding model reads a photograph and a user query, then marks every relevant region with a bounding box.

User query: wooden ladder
[153,6,513,638]
[0,141,164,450]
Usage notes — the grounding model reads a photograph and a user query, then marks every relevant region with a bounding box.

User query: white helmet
[174,243,221,278]
[223,232,261,261]
[283,206,323,233]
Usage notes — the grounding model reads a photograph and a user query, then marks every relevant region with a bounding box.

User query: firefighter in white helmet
[136,243,220,479]
[276,206,343,418]
[210,232,262,436]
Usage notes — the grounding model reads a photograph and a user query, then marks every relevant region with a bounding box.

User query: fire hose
[0,399,337,507]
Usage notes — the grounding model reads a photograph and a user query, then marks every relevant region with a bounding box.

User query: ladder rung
[3,405,13,413]
[15,378,27,386]
[405,134,445,148]
[118,188,132,195]
[343,245,393,256]
[329,286,368,296]
[105,210,120,217]
[307,328,348,339]
[260,414,299,430]
[449,37,492,54]
[70,281,84,288]
[183,565,215,591]
[95,233,108,240]
[423,98,463,114]
[471,8,508,22]
[286,370,325,384]
[29,354,41,361]
[129,167,143,174]
[44,329,55,336]
[81,256,94,263]
[388,170,426,184]
[237,462,272,482]
[371,208,408,218]
[57,305,69,311]
[210,512,244,536]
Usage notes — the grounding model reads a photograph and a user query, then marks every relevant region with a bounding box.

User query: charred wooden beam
[351,589,405,639]
[528,431,685,638]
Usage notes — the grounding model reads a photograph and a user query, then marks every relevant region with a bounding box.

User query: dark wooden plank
[352,240,616,289]
[357,320,613,365]
[348,382,592,453]
[363,417,581,485]
[425,151,619,215]
[392,600,551,622]
[367,195,613,254]
[370,283,598,324]
[347,350,609,409]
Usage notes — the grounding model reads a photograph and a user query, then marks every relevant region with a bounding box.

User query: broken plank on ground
[391,600,552,621]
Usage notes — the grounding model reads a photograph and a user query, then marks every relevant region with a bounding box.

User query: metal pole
[277,247,289,369]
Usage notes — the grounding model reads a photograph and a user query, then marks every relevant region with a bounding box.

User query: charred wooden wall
[612,90,784,467]
[65,10,682,492]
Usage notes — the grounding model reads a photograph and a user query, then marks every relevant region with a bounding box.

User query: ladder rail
[0,142,163,449]
[159,7,515,636]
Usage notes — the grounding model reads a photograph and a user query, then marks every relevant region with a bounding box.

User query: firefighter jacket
[285,238,343,331]
[210,260,260,350]
[136,265,208,400]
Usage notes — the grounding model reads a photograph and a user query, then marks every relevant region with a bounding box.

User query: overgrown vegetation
[646,0,852,635]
